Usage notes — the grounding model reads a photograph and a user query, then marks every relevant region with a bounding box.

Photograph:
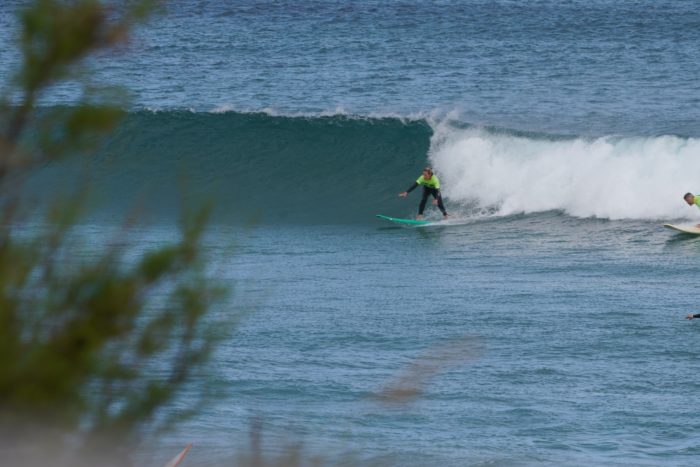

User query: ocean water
[3,0,700,465]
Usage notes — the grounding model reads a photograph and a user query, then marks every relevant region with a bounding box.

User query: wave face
[52,111,433,224]
[430,122,700,221]
[30,111,700,224]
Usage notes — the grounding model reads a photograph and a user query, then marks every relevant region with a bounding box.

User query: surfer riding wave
[399,167,449,220]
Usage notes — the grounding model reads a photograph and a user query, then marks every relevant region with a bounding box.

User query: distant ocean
[3,1,700,465]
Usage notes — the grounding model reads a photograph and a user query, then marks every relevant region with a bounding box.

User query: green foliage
[0,1,230,465]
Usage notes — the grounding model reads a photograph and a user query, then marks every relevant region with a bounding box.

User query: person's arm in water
[686,313,700,320]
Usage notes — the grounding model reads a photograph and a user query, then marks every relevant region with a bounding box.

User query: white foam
[428,122,700,220]
[208,104,430,122]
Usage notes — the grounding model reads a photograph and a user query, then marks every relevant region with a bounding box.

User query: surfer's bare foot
[443,214,449,219]
[416,215,424,220]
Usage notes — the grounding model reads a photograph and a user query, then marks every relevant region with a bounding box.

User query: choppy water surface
[2,0,700,136]
[130,216,700,466]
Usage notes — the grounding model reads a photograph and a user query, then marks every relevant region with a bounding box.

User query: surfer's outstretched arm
[686,313,700,320]
[399,182,419,197]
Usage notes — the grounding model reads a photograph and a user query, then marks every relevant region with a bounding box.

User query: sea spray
[429,121,700,220]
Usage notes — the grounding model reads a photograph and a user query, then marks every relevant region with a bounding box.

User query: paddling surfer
[399,167,449,220]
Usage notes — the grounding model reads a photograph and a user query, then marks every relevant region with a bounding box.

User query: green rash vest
[694,195,700,209]
[416,174,440,189]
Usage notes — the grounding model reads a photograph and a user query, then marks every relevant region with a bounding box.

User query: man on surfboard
[682,193,700,227]
[684,192,700,209]
[399,167,448,220]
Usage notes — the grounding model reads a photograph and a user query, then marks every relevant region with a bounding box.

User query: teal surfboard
[376,214,432,226]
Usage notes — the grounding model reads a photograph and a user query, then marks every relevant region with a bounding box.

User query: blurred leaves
[0,1,232,466]
[37,104,126,157]
[376,336,483,404]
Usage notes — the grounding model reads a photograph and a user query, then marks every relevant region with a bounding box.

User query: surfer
[684,192,700,209]
[683,193,700,227]
[686,314,700,320]
[399,167,448,220]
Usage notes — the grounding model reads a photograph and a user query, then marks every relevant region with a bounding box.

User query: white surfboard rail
[663,224,700,235]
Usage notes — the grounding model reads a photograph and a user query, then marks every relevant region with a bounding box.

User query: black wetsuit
[406,182,447,216]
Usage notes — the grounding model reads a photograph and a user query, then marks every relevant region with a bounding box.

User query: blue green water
[3,0,700,464]
[2,0,700,136]
[155,217,700,466]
